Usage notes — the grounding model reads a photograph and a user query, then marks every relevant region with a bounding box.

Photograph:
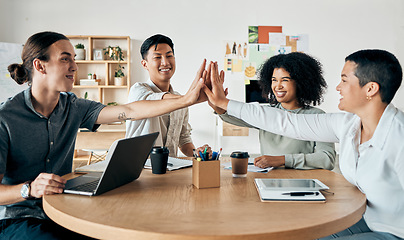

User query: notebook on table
[254,178,329,202]
[64,132,159,196]
[144,157,193,171]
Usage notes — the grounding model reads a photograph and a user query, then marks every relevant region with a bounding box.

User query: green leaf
[249,33,258,43]
[75,43,85,49]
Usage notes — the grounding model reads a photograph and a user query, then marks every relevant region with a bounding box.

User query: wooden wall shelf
[67,35,131,104]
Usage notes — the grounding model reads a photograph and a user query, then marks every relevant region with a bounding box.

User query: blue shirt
[0,87,105,220]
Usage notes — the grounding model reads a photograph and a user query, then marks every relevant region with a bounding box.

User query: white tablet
[254,178,329,191]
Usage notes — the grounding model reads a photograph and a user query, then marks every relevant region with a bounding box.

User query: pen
[203,147,208,160]
[282,192,320,196]
[192,149,198,158]
[199,151,205,161]
[216,148,222,160]
[211,151,218,161]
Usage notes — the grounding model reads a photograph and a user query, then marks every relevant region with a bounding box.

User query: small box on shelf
[80,79,99,86]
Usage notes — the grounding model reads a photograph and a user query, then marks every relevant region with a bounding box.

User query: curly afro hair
[258,52,327,107]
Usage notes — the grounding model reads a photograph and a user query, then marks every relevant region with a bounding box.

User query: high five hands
[188,60,228,109]
[183,59,209,105]
[197,61,229,112]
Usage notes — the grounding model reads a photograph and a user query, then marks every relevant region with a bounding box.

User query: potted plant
[114,64,125,86]
[103,46,125,85]
[103,46,124,61]
[74,43,86,60]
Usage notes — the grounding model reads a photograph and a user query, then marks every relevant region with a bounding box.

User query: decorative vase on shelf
[114,64,125,86]
[114,77,125,86]
[74,43,86,60]
[75,48,86,60]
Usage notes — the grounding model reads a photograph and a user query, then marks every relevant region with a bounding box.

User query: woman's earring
[366,96,372,101]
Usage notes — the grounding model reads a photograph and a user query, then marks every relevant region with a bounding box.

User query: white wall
[1,0,403,155]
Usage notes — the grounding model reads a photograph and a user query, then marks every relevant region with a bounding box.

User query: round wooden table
[43,162,366,240]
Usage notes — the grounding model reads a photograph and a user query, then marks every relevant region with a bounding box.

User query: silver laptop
[64,132,159,196]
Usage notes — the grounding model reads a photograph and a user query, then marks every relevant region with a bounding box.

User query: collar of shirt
[147,79,175,94]
[24,87,39,116]
[277,103,305,114]
[364,104,397,151]
[24,87,68,120]
[24,87,51,119]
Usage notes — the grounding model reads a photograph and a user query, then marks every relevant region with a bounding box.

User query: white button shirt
[228,100,404,238]
[125,80,193,157]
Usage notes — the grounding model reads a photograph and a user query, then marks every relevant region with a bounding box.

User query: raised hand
[183,59,208,105]
[203,61,229,111]
[203,61,226,114]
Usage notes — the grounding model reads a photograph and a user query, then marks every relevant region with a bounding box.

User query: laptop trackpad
[65,172,103,189]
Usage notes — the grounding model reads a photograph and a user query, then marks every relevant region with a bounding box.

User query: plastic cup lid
[151,146,169,154]
[230,151,249,158]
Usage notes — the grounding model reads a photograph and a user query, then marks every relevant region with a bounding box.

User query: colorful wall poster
[286,36,298,52]
[268,33,287,46]
[223,26,309,78]
[258,26,282,43]
[248,26,258,43]
[232,59,243,72]
[275,46,292,55]
[243,61,258,79]
[242,44,277,79]
[224,41,249,59]
[224,58,243,72]
[224,58,232,72]
[296,34,309,52]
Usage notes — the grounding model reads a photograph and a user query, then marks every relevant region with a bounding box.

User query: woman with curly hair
[215,52,336,170]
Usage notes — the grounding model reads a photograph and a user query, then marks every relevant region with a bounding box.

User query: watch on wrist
[21,181,33,199]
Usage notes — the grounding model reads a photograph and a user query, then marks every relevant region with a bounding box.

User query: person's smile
[66,74,75,83]
[159,67,172,74]
[339,93,344,102]
[275,90,287,98]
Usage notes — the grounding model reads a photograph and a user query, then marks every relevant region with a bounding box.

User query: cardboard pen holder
[192,159,220,189]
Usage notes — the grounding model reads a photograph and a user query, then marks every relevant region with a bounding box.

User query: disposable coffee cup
[230,151,249,178]
[150,146,169,174]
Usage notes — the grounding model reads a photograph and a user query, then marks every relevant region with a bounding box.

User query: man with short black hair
[126,34,211,157]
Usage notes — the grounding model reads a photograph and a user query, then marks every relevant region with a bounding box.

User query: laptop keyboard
[69,179,100,192]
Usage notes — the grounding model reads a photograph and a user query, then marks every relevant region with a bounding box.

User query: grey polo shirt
[0,87,105,220]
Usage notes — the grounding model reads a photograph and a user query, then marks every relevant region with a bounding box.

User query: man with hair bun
[0,31,207,239]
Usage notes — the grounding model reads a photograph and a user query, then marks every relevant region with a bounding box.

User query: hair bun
[8,63,28,85]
